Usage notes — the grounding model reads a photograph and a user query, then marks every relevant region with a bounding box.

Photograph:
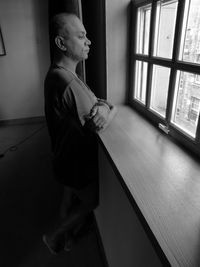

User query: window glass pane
[134,61,148,104]
[153,0,178,58]
[136,4,151,55]
[150,65,171,117]
[171,71,200,137]
[179,0,200,64]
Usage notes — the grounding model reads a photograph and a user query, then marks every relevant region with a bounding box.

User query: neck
[54,55,78,74]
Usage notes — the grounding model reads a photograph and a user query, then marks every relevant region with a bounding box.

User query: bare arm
[97,98,114,109]
[85,102,117,133]
[98,105,117,132]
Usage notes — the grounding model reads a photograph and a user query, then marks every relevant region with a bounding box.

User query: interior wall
[105,0,130,104]
[0,0,50,121]
[82,0,107,99]
[96,146,163,267]
[81,0,130,104]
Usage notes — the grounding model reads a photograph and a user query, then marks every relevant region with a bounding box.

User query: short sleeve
[63,79,97,126]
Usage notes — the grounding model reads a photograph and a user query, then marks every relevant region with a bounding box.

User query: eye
[78,35,85,39]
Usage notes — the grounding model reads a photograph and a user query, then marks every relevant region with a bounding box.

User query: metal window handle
[158,123,170,134]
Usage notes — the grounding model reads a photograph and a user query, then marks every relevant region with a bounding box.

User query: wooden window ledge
[98,105,200,267]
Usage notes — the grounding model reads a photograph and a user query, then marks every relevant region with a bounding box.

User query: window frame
[128,0,200,158]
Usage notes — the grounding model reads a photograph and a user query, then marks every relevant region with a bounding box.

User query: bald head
[50,12,91,62]
[51,13,80,40]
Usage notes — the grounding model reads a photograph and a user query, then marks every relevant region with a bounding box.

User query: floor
[0,120,106,267]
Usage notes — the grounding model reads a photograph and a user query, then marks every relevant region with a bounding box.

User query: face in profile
[62,16,91,62]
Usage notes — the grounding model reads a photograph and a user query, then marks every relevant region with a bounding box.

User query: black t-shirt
[44,65,98,189]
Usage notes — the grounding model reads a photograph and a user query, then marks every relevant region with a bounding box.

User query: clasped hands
[85,103,110,132]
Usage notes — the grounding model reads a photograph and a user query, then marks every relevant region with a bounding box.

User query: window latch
[158,123,169,134]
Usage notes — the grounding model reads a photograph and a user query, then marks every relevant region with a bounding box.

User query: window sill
[98,105,200,267]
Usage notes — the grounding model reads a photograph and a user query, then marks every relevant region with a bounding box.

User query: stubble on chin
[64,47,86,62]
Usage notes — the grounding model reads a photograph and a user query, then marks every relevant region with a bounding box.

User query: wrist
[97,99,110,111]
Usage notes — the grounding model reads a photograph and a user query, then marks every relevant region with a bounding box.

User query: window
[171,71,200,137]
[136,4,152,55]
[150,65,171,117]
[153,0,178,58]
[130,0,200,156]
[134,60,148,103]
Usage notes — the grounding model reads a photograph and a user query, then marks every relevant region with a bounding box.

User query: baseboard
[93,214,110,267]
[0,116,46,126]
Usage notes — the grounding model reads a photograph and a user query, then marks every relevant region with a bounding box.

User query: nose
[85,37,91,46]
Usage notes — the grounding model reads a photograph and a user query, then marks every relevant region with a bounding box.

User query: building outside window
[129,0,200,156]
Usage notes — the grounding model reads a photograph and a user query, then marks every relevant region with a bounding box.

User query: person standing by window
[43,13,117,254]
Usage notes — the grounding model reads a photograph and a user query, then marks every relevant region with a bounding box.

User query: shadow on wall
[82,0,107,99]
[32,0,50,90]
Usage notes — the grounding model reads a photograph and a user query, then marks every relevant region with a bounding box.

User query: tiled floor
[0,121,106,267]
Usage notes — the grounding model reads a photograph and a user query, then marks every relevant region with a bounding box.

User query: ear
[55,36,67,51]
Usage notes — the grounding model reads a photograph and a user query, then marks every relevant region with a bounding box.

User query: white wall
[0,0,50,120]
[105,0,130,104]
